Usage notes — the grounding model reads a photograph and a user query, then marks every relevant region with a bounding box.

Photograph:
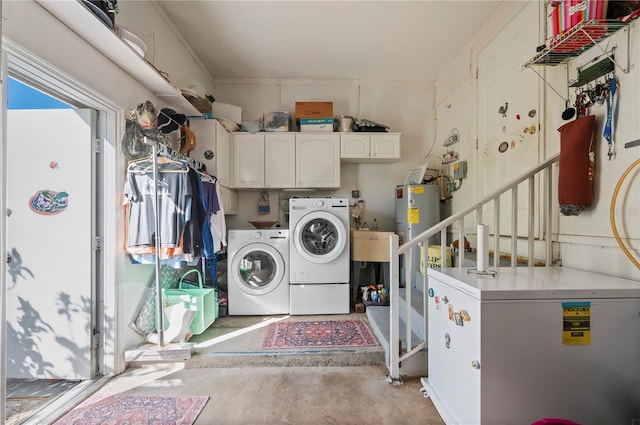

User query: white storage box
[300,117,334,132]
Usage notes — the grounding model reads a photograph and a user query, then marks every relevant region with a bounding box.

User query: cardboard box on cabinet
[295,101,333,127]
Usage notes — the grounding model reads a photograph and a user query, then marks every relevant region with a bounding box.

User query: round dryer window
[231,244,285,295]
[293,211,347,264]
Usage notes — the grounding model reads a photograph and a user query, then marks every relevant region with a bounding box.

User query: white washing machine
[228,229,289,315]
[289,198,350,315]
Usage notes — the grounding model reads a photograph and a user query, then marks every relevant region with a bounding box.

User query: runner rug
[53,393,209,425]
[262,319,378,349]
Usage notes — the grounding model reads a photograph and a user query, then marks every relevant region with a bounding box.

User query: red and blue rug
[262,319,378,349]
[53,393,208,425]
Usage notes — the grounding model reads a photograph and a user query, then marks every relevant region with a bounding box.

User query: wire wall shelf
[524,20,628,67]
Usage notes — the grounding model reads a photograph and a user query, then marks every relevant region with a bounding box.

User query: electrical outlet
[351,190,360,198]
[453,161,467,179]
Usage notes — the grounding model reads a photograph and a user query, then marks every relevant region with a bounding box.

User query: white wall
[115,1,214,95]
[435,1,639,280]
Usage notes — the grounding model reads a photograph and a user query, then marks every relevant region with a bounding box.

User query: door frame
[1,39,123,411]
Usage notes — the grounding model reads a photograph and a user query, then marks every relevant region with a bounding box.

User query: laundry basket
[164,269,217,335]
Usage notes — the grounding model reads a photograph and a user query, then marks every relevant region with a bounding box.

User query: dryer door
[231,243,285,295]
[292,210,347,264]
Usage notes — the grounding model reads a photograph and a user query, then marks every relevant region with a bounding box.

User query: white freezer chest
[423,267,640,425]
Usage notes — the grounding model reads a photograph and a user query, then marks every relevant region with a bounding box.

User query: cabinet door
[232,133,264,188]
[220,186,238,215]
[428,277,481,424]
[370,133,400,159]
[189,119,219,176]
[214,122,231,187]
[340,134,370,159]
[265,133,295,188]
[295,133,340,188]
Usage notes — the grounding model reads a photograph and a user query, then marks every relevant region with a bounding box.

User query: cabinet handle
[471,360,480,369]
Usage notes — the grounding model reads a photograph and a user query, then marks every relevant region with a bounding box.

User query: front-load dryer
[228,229,289,315]
[289,198,350,314]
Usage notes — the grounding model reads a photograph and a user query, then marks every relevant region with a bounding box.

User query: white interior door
[6,109,96,379]
[478,2,540,238]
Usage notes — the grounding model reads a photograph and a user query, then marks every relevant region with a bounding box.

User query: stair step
[366,305,427,377]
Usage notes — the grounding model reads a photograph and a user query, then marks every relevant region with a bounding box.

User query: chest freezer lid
[428,267,640,301]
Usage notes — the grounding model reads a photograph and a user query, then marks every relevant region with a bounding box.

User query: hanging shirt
[182,169,216,260]
[201,180,220,215]
[210,181,227,248]
[124,168,192,251]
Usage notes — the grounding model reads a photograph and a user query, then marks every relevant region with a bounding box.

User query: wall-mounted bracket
[523,19,632,103]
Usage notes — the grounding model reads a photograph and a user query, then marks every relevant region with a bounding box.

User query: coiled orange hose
[609,157,640,270]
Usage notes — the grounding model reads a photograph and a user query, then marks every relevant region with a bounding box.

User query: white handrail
[386,153,559,382]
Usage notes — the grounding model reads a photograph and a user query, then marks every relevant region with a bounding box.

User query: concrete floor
[84,363,445,425]
[186,313,386,368]
[14,313,446,424]
[119,313,445,423]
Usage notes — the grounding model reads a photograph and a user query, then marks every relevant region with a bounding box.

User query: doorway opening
[5,76,97,424]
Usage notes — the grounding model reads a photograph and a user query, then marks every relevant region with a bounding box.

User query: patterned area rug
[53,393,209,425]
[262,319,378,349]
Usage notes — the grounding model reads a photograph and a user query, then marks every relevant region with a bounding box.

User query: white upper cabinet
[231,133,296,188]
[340,132,400,162]
[265,133,296,188]
[231,132,340,189]
[232,133,265,188]
[189,119,231,187]
[296,133,340,188]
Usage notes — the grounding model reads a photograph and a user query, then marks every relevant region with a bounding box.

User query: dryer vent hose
[610,158,640,270]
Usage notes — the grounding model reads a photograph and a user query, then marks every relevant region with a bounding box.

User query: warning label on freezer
[562,302,591,345]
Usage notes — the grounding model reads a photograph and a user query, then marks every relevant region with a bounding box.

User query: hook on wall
[498,102,508,117]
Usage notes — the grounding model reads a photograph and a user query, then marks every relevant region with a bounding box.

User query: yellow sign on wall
[562,302,591,345]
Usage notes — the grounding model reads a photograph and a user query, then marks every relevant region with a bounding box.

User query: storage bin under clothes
[163,269,218,335]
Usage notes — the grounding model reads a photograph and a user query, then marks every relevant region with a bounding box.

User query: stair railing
[386,153,560,383]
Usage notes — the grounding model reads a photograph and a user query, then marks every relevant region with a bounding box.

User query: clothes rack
[142,136,199,347]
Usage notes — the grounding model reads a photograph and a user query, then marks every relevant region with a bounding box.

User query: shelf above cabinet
[36,0,200,115]
[524,19,628,67]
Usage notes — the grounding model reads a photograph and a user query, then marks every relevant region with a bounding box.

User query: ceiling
[159,1,504,83]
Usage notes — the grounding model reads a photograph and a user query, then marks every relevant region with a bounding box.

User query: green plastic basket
[164,269,217,335]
